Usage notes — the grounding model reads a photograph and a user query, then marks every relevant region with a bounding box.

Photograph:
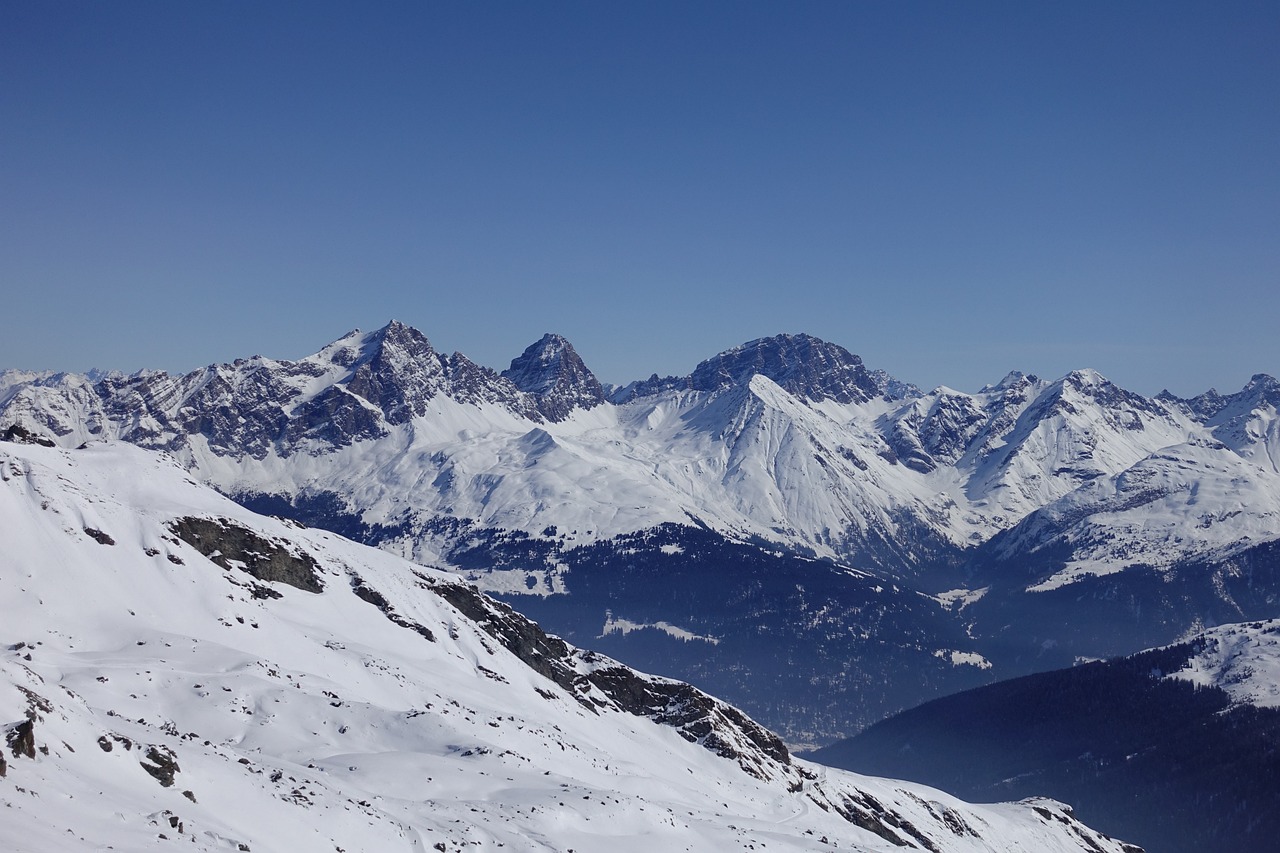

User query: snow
[932,587,989,609]
[461,564,569,597]
[1016,439,1280,591]
[600,614,721,645]
[4,324,1277,595]
[932,650,993,670]
[0,440,1138,852]
[1165,619,1280,708]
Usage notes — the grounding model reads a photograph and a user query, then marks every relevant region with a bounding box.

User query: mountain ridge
[4,320,1278,742]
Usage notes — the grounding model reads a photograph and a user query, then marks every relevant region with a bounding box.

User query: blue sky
[2,1,1277,396]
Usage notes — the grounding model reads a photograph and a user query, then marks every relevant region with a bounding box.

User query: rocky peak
[1174,375,1280,424]
[440,351,542,419]
[866,368,921,402]
[1049,369,1165,422]
[608,373,690,404]
[886,388,988,474]
[982,371,1039,394]
[502,333,605,422]
[1194,373,1280,459]
[1242,373,1280,406]
[689,334,880,404]
[342,321,447,425]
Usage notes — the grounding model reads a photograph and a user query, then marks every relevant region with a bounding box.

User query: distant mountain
[808,621,1280,853]
[3,320,1278,742]
[501,332,606,421]
[688,333,883,403]
[0,439,1141,852]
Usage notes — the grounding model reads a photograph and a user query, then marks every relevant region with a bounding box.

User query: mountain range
[3,321,1278,743]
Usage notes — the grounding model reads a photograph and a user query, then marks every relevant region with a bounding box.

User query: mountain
[1187,373,1280,472]
[0,439,1141,852]
[688,333,883,403]
[501,332,606,421]
[958,431,1280,670]
[2,321,1278,742]
[808,621,1280,853]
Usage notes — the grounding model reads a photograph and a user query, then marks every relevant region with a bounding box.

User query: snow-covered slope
[0,440,1140,852]
[1166,619,1280,708]
[961,369,1196,523]
[989,436,1280,590]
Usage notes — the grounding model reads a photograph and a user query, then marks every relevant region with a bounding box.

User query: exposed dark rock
[608,373,690,403]
[283,384,389,449]
[343,321,447,425]
[441,351,541,418]
[6,719,35,760]
[169,517,324,593]
[1175,374,1280,423]
[140,745,179,787]
[349,574,435,642]
[424,574,791,778]
[2,424,55,447]
[429,577,576,691]
[83,527,116,546]
[502,334,606,421]
[248,583,283,600]
[689,334,880,404]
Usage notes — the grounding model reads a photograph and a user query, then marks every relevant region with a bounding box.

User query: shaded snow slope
[0,441,1139,852]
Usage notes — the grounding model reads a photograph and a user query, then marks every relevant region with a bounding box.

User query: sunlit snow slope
[1166,618,1280,708]
[0,441,1140,852]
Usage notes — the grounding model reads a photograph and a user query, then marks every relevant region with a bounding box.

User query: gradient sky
[2,1,1277,397]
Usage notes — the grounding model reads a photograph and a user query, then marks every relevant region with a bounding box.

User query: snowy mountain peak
[866,367,921,401]
[981,370,1039,393]
[337,321,447,425]
[1062,367,1106,387]
[688,333,881,404]
[1161,375,1279,422]
[309,327,367,368]
[1245,372,1280,393]
[502,333,605,421]
[1046,368,1166,421]
[1190,373,1280,469]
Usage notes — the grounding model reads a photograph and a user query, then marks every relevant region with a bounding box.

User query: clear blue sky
[2,1,1277,396]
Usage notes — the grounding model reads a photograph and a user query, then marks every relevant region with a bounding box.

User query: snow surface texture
[0,441,1140,852]
[1166,619,1280,709]
[4,322,1277,588]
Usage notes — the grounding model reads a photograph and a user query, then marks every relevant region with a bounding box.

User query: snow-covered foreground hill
[0,441,1139,852]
